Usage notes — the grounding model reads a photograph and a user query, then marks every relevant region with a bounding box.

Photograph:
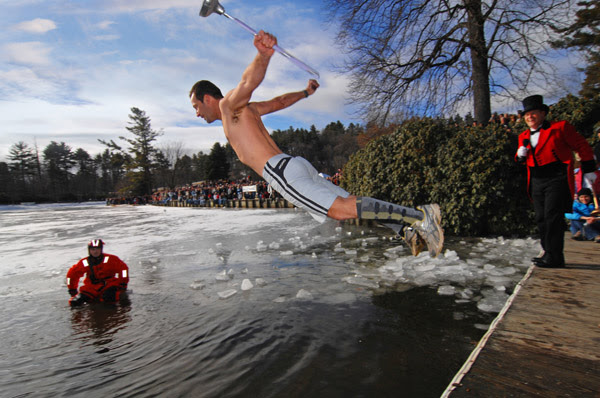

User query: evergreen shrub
[342,118,536,236]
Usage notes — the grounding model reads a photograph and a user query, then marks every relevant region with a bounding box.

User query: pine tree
[552,0,600,97]
[120,107,162,195]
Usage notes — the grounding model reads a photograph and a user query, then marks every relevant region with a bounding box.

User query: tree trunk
[466,0,491,124]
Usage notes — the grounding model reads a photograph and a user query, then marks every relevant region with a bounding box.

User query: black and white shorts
[262,154,350,222]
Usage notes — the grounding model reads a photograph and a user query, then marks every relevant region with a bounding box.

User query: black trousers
[531,173,571,265]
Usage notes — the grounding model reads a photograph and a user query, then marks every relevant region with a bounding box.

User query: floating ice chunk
[485,275,512,287]
[241,279,254,291]
[443,250,459,260]
[344,249,358,256]
[386,246,405,254]
[256,241,267,252]
[217,289,237,299]
[216,242,222,247]
[457,288,474,299]
[268,242,280,249]
[437,285,456,296]
[311,252,317,258]
[335,227,342,233]
[414,263,436,272]
[436,264,467,275]
[467,258,485,266]
[273,296,286,303]
[280,250,293,256]
[190,281,205,290]
[241,268,248,274]
[499,266,517,276]
[477,290,509,313]
[208,248,215,254]
[255,278,266,286]
[227,269,234,278]
[342,276,379,289]
[296,289,313,299]
[483,264,495,271]
[215,270,229,281]
[414,271,437,286]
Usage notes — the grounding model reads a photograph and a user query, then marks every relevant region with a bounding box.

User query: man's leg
[531,177,548,258]
[570,219,584,239]
[328,196,444,257]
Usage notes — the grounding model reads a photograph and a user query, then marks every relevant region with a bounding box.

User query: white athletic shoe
[412,204,444,257]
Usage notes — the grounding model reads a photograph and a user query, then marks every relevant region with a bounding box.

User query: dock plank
[446,233,600,397]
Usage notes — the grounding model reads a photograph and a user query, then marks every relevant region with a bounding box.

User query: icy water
[0,203,539,397]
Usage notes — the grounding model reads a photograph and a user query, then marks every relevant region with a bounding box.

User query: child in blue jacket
[565,188,600,242]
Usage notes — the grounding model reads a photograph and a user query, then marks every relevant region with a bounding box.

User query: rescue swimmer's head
[88,239,104,258]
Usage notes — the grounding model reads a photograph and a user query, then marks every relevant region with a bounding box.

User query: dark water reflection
[1,287,491,398]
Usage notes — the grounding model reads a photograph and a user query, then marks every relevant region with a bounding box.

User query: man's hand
[306,79,319,96]
[254,30,276,57]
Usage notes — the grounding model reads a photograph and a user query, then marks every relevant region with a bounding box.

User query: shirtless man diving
[189,30,444,257]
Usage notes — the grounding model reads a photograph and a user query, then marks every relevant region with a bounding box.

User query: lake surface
[0,203,539,397]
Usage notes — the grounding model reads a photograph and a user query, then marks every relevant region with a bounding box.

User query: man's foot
[404,226,426,256]
[412,204,444,257]
[571,231,583,241]
[535,259,565,268]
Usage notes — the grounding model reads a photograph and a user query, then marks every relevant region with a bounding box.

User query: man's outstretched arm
[255,79,319,116]
[225,30,276,111]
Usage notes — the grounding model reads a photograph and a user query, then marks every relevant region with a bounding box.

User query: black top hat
[522,95,549,114]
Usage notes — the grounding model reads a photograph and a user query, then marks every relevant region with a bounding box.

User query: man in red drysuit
[66,239,129,306]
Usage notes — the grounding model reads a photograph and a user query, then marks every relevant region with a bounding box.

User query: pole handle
[224,13,320,79]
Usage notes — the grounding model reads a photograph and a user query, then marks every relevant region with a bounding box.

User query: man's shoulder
[547,119,572,130]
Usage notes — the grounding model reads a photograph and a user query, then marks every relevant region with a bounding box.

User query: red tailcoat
[515,120,595,197]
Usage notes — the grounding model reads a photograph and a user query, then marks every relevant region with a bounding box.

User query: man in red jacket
[66,239,129,306]
[515,95,597,268]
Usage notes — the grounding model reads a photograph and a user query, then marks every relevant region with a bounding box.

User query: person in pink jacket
[66,239,129,306]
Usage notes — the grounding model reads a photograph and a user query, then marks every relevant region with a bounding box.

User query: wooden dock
[444,232,600,397]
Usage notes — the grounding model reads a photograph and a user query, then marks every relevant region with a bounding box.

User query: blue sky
[0,0,359,162]
[1,0,586,164]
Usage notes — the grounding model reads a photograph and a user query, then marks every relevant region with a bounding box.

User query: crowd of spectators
[151,178,282,206]
[107,196,151,205]
[106,172,344,208]
[488,112,522,129]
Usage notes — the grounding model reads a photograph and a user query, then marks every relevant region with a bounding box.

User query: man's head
[577,188,592,204]
[522,95,549,130]
[88,239,104,258]
[190,80,223,123]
